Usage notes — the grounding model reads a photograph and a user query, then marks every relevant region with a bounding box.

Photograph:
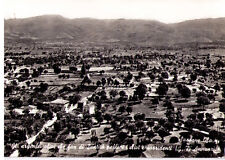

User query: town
[4,39,225,157]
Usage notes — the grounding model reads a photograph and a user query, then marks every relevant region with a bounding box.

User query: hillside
[4,15,225,45]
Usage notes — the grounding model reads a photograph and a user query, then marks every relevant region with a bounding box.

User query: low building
[83,103,95,115]
[48,98,69,111]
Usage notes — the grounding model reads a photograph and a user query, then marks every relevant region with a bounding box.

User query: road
[10,112,57,157]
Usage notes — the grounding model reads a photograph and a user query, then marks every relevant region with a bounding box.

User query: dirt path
[10,112,57,157]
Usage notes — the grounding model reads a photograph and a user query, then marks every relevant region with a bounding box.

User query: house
[48,98,69,111]
[83,103,95,115]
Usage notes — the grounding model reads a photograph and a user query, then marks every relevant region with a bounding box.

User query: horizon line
[4,14,225,24]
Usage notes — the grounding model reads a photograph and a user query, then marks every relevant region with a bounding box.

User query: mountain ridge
[4,15,225,45]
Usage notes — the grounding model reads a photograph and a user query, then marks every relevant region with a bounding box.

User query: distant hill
[4,15,225,45]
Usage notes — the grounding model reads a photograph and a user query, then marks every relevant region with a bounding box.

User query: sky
[4,0,225,23]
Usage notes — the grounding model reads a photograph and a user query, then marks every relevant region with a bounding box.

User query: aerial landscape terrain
[4,15,225,157]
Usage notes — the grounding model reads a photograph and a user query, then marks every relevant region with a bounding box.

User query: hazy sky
[4,0,225,23]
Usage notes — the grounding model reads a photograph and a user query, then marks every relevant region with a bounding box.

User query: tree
[25,81,31,87]
[47,110,54,120]
[161,71,169,79]
[197,96,210,110]
[164,121,174,131]
[219,102,225,113]
[209,130,218,141]
[110,120,118,131]
[199,85,206,91]
[135,83,147,100]
[5,86,13,97]
[146,130,155,141]
[82,75,92,85]
[147,120,154,129]
[96,80,101,87]
[103,127,110,135]
[32,69,40,78]
[135,120,145,133]
[37,66,44,74]
[155,116,163,127]
[81,64,86,76]
[69,66,77,72]
[109,90,118,99]
[213,83,220,93]
[104,113,112,123]
[215,59,225,68]
[23,108,30,115]
[158,76,164,83]
[101,78,106,86]
[126,123,136,136]
[127,72,133,81]
[163,99,174,110]
[117,131,128,142]
[152,97,159,104]
[190,73,197,82]
[173,74,178,81]
[69,94,81,105]
[205,142,216,149]
[180,85,191,98]
[96,115,103,125]
[118,106,126,114]
[39,83,48,92]
[158,128,169,142]
[222,89,225,98]
[4,144,12,156]
[156,83,168,96]
[114,79,120,87]
[86,64,91,71]
[169,136,179,143]
[175,109,183,121]
[179,131,191,140]
[123,77,130,86]
[126,106,132,115]
[137,71,145,78]
[53,64,61,74]
[19,147,33,156]
[100,70,105,75]
[8,97,23,108]
[148,72,155,82]
[184,119,193,130]
[100,90,107,100]
[119,90,126,97]
[196,91,206,97]
[71,127,80,139]
[101,105,107,113]
[54,121,61,132]
[107,77,113,85]
[134,113,145,121]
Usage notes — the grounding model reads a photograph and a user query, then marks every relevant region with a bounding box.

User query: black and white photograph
[3,0,225,158]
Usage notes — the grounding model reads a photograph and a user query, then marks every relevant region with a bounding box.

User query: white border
[0,0,5,158]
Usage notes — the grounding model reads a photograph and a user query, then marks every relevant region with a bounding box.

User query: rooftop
[50,98,69,105]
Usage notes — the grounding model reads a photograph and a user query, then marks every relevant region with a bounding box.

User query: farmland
[4,39,225,158]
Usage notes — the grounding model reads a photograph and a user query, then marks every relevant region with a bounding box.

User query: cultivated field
[4,41,225,158]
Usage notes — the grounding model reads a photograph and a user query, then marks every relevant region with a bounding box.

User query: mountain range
[4,15,225,46]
